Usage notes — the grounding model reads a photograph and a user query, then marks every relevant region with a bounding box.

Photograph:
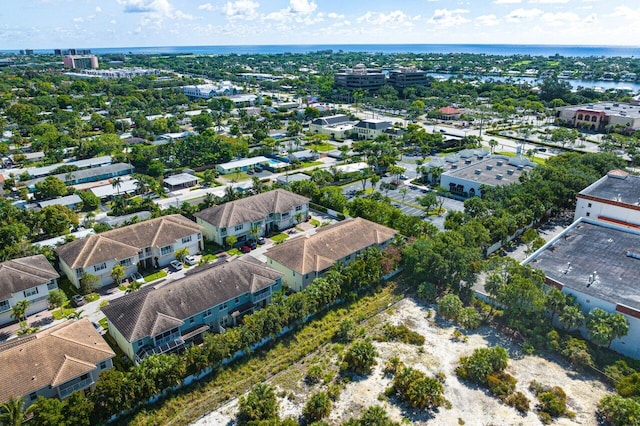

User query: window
[197,233,202,240]
[99,361,107,370]
[189,317,195,324]
[80,373,89,381]
[295,205,302,211]
[182,235,192,244]
[586,212,591,217]
[221,228,227,236]
[120,258,132,267]
[160,245,172,255]
[235,224,244,231]
[94,262,107,272]
[24,287,39,297]
[75,268,83,278]
[588,203,592,208]
[204,309,212,318]
[282,212,290,219]
[47,281,57,290]
[235,297,239,303]
[219,302,228,311]
[0,300,9,313]
[29,392,37,402]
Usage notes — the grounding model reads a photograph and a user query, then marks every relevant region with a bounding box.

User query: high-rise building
[334,64,386,91]
[388,67,429,90]
[63,54,99,69]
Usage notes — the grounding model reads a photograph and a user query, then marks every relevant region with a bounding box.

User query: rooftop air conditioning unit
[474,169,481,174]
[507,169,514,175]
[486,165,493,170]
[496,174,503,180]
[496,161,503,166]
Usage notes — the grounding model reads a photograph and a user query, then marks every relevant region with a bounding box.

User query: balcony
[135,337,185,364]
[251,288,272,304]
[59,377,94,398]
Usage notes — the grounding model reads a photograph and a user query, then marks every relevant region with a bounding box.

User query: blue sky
[1,0,639,49]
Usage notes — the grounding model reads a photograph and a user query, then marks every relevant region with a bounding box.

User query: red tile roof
[439,107,462,115]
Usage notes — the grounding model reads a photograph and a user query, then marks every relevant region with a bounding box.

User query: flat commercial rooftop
[525,219,640,311]
[579,170,640,206]
[443,156,534,187]
[562,102,640,119]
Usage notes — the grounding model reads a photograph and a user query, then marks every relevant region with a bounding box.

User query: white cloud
[117,0,193,19]
[529,0,569,3]
[427,8,471,27]
[357,10,418,28]
[73,17,84,22]
[494,0,521,4]
[222,0,260,20]
[95,6,102,12]
[540,11,579,26]
[289,0,317,14]
[505,8,543,22]
[198,3,214,11]
[583,13,598,24]
[110,20,117,25]
[477,14,500,26]
[327,12,344,19]
[609,6,640,20]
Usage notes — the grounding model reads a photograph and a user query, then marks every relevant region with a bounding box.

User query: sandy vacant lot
[194,298,610,426]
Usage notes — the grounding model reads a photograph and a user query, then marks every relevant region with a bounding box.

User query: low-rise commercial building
[354,119,393,140]
[334,64,385,91]
[387,67,428,90]
[308,114,355,141]
[523,218,640,359]
[182,82,240,99]
[574,169,640,228]
[555,102,640,131]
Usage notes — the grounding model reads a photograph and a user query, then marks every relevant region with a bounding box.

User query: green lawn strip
[301,161,324,167]
[306,143,334,152]
[118,284,127,291]
[123,282,403,426]
[226,248,242,256]
[144,270,168,283]
[51,304,76,320]
[85,292,100,303]
[98,317,108,329]
[270,233,289,243]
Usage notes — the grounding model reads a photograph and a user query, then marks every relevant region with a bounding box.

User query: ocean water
[8,44,640,58]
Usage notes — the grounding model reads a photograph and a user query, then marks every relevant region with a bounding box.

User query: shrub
[598,394,640,426]
[529,382,573,422]
[559,336,593,367]
[377,323,425,346]
[505,391,530,413]
[457,307,482,329]
[303,391,332,422]
[335,319,357,342]
[327,384,342,401]
[438,294,463,320]
[237,383,279,424]
[343,339,378,376]
[417,282,437,301]
[456,346,509,385]
[306,364,324,385]
[390,364,446,410]
[486,372,517,399]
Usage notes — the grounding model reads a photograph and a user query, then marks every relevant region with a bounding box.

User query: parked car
[239,245,252,253]
[92,321,105,335]
[72,294,86,307]
[184,255,196,266]
[257,236,266,245]
[246,240,257,249]
[400,174,408,180]
[169,260,183,271]
[130,272,145,283]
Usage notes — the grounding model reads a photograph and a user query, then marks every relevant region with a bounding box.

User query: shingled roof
[0,255,59,300]
[101,256,283,342]
[194,189,310,228]
[264,218,397,275]
[55,214,202,268]
[0,319,114,403]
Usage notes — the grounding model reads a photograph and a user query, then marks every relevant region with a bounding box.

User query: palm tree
[202,193,215,208]
[251,176,265,194]
[0,397,34,426]
[249,225,260,242]
[111,176,123,196]
[10,300,29,323]
[559,305,584,331]
[66,310,84,320]
[125,281,143,294]
[488,139,498,154]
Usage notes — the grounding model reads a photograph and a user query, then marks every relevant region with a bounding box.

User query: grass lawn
[201,254,217,263]
[270,233,289,243]
[85,292,99,302]
[310,219,320,227]
[118,284,127,291]
[144,270,167,283]
[98,317,108,329]
[301,160,324,168]
[307,142,334,152]
[228,172,251,182]
[226,248,242,256]
[52,302,76,320]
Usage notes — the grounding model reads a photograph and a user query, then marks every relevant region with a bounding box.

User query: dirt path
[193,298,610,425]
